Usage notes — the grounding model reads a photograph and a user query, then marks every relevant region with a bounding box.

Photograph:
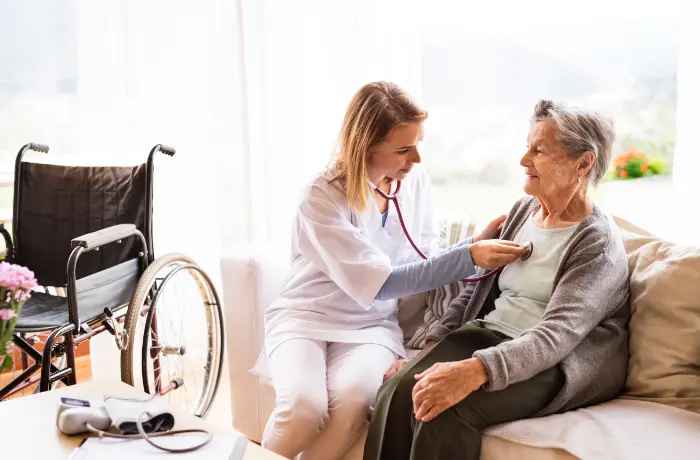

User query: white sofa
[221,218,700,460]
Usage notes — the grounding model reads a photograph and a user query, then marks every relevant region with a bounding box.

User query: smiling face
[521,121,582,199]
[367,122,424,182]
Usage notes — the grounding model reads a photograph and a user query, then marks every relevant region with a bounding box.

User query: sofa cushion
[484,398,700,459]
[406,218,474,349]
[618,228,700,413]
[397,292,428,341]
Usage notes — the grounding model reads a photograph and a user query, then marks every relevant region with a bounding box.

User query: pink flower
[0,262,37,291]
[0,308,14,320]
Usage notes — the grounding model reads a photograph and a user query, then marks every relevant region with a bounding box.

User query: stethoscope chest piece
[520,241,534,261]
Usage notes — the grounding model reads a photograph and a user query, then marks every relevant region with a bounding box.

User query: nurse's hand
[469,240,525,269]
[473,215,507,242]
[383,359,408,382]
[383,341,439,382]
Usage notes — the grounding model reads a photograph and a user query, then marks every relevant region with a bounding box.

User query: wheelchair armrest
[71,224,138,249]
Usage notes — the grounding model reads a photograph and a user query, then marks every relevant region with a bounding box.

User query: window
[0,2,237,276]
[419,2,679,236]
[0,1,79,220]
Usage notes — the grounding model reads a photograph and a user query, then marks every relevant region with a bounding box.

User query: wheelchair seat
[16,259,141,333]
[15,292,70,332]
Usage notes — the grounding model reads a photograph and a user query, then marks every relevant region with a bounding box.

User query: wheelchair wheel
[120,253,224,418]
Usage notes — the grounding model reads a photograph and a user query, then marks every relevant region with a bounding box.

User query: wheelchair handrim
[141,262,222,417]
[121,253,224,419]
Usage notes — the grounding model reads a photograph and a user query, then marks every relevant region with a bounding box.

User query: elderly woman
[363,100,630,460]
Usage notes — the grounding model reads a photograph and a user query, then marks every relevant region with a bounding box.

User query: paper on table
[69,433,248,459]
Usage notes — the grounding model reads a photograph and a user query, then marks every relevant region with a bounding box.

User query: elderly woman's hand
[411,358,488,423]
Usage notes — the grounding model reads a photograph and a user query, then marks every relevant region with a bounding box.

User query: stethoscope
[369,179,533,282]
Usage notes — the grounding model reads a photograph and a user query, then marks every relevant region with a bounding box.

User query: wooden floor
[0,355,92,400]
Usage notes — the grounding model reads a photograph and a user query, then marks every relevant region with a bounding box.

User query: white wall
[673,10,700,244]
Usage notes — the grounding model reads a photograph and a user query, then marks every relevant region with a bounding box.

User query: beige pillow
[619,228,700,414]
[398,292,428,341]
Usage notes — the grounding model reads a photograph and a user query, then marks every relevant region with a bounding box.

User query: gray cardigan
[426,196,630,416]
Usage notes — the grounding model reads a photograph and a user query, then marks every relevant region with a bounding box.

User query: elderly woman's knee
[372,368,416,413]
[392,368,419,400]
[415,406,480,434]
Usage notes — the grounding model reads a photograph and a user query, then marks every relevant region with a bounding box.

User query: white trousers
[262,339,397,460]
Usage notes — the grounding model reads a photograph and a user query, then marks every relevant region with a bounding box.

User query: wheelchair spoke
[149,327,163,393]
[123,255,223,418]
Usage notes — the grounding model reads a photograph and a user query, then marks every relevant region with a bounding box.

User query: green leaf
[1,354,13,371]
[622,157,647,178]
[647,156,668,175]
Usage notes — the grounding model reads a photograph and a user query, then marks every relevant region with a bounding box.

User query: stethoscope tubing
[369,179,504,283]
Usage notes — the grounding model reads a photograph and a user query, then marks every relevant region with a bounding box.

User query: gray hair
[531,100,614,186]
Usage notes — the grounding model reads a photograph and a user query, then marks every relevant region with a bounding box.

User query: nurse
[262,81,525,460]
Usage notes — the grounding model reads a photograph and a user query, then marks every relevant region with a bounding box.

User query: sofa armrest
[220,242,290,441]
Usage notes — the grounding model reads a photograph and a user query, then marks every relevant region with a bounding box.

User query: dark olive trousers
[363,324,564,460]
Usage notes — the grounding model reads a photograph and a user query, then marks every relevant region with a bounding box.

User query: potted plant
[0,262,37,371]
[610,148,668,180]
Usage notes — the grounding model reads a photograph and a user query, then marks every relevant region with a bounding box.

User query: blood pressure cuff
[103,395,175,435]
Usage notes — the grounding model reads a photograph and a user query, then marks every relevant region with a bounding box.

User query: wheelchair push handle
[154,144,176,156]
[28,143,49,153]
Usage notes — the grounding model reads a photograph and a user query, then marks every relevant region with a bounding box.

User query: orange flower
[640,163,648,173]
[620,170,629,179]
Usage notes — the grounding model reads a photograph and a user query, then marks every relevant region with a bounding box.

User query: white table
[0,379,286,459]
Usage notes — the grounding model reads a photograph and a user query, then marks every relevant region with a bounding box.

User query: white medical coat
[263,165,440,363]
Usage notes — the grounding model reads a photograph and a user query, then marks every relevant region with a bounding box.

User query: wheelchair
[0,143,224,418]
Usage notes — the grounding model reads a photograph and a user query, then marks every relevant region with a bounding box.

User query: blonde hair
[332,82,427,213]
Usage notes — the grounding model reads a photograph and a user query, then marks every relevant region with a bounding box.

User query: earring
[577,177,581,184]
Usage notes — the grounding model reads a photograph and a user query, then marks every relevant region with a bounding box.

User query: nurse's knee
[336,382,376,409]
[278,391,330,432]
[330,385,375,430]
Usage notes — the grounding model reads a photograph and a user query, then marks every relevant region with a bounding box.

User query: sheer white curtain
[73,0,246,382]
[0,1,81,180]
[2,0,421,263]
[73,0,247,277]
[2,1,246,275]
[235,0,422,245]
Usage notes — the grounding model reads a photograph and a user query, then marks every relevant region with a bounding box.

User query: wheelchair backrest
[13,162,150,287]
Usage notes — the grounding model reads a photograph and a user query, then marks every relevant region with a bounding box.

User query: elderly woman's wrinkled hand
[411,358,488,423]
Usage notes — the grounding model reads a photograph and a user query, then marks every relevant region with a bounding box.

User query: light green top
[478,214,577,338]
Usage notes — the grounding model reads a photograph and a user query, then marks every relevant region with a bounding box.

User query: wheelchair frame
[0,143,173,400]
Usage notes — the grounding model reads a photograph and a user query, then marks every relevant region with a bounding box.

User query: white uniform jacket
[261,165,440,370]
